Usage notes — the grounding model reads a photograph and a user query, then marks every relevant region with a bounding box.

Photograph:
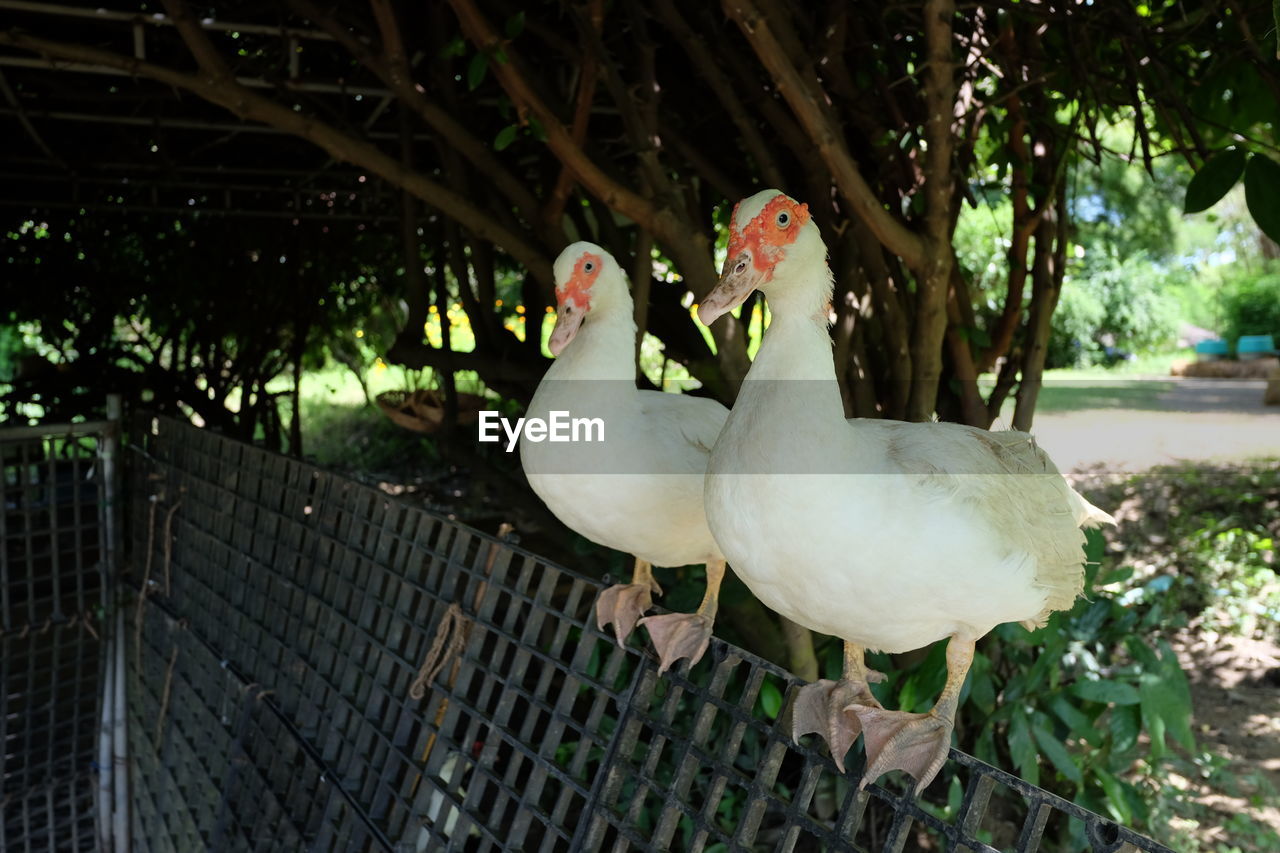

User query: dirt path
[1021,378,1280,474]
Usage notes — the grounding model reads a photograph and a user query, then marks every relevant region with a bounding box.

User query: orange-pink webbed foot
[791,665,886,772]
[849,706,954,795]
[596,558,663,646]
[636,559,726,675]
[637,611,712,674]
[848,634,974,794]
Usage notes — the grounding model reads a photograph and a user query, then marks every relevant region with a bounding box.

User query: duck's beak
[698,251,762,326]
[548,303,585,356]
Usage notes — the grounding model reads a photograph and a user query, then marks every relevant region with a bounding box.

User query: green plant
[1048,254,1182,368]
[1218,265,1280,344]
[813,526,1200,848]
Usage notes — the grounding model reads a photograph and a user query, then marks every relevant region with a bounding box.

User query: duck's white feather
[704,306,1112,653]
[522,245,727,568]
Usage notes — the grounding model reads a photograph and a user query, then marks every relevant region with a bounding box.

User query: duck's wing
[873,420,1115,626]
[638,391,730,466]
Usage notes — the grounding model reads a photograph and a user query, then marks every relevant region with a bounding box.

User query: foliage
[0,213,395,446]
[1048,254,1182,368]
[1217,264,1280,344]
[9,1,1278,430]
[1092,462,1280,642]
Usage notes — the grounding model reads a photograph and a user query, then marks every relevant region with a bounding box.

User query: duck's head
[697,189,828,326]
[548,241,628,355]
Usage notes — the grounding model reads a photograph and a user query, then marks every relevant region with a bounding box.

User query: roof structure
[1,0,404,222]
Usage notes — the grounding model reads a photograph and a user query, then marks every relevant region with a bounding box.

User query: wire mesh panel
[2,427,107,853]
[127,414,1174,853]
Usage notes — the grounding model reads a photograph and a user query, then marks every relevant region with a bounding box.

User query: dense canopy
[2,0,1278,435]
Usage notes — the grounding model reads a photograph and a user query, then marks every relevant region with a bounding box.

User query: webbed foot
[637,612,713,674]
[791,678,883,772]
[595,583,657,646]
[849,706,954,794]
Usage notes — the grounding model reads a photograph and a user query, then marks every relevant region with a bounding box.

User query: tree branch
[905,0,958,422]
[283,0,547,235]
[722,0,926,270]
[0,27,555,289]
[542,0,604,229]
[655,0,785,189]
[446,0,672,243]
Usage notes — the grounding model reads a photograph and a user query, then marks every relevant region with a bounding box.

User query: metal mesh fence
[2,425,108,853]
[125,413,1173,853]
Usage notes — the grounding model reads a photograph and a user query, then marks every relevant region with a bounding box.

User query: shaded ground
[1170,633,1280,846]
[1079,457,1279,851]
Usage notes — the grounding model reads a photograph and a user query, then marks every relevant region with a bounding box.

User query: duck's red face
[699,193,810,325]
[549,251,602,355]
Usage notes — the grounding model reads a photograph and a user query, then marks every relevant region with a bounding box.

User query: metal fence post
[101,393,130,852]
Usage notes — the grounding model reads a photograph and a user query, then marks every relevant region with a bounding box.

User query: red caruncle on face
[558,252,602,310]
[725,195,810,282]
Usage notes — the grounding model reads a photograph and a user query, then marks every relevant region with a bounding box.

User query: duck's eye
[584,261,595,272]
[776,211,790,227]
[734,260,747,275]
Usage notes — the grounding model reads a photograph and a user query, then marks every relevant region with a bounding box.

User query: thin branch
[542,0,604,228]
[283,0,546,234]
[722,0,926,270]
[446,0,672,243]
[655,0,785,189]
[0,27,554,288]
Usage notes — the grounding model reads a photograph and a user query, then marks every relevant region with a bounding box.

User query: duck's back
[704,416,1110,651]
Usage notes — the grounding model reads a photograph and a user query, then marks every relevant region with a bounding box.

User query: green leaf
[1047,694,1101,744]
[1184,148,1246,213]
[1097,565,1134,586]
[1032,722,1083,784]
[967,654,996,714]
[1008,711,1038,786]
[1244,154,1280,244]
[493,125,518,152]
[504,11,525,38]
[1109,704,1140,752]
[758,679,782,719]
[439,36,466,59]
[467,52,488,91]
[1071,679,1141,705]
[1094,768,1133,825]
[1143,696,1168,759]
[1151,640,1196,751]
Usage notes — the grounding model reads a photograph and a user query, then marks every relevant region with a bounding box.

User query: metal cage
[120,413,1173,853]
[2,420,114,853]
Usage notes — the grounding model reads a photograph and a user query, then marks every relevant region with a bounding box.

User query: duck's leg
[791,642,886,772]
[596,557,663,646]
[849,634,975,794]
[637,559,725,674]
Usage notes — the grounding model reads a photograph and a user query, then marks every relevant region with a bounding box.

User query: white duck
[522,242,730,671]
[697,190,1114,793]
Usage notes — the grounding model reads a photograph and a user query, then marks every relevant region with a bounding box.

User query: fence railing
[2,416,116,853]
[122,412,1173,852]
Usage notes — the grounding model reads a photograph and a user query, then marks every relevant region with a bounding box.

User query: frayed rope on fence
[408,602,470,701]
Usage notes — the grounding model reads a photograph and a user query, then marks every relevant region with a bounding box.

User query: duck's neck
[546,308,636,382]
[748,309,838,382]
[739,299,846,424]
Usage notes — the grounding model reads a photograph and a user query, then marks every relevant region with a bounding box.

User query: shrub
[1048,254,1182,368]
[1218,264,1280,345]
